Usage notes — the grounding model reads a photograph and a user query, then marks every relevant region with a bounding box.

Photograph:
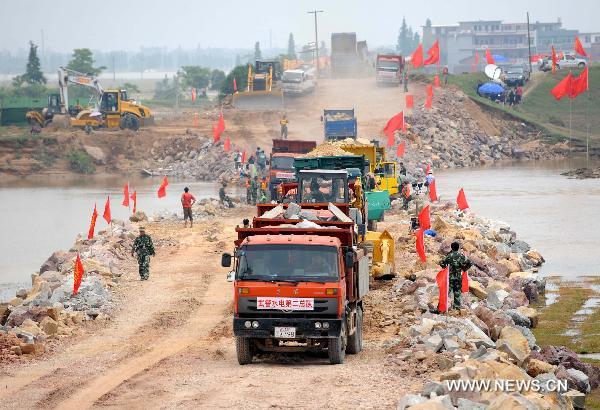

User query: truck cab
[282,69,316,95]
[224,214,369,365]
[269,139,317,199]
[376,54,404,86]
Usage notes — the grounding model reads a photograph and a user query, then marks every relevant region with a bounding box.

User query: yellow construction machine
[233,60,284,110]
[52,67,153,130]
[340,142,399,196]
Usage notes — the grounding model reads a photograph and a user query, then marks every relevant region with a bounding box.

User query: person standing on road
[403,69,409,92]
[515,85,523,105]
[280,115,289,139]
[181,187,196,228]
[131,227,155,281]
[250,176,259,204]
[401,181,412,210]
[442,66,449,86]
[439,242,473,311]
[424,172,435,193]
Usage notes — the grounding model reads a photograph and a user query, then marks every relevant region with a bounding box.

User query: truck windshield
[378,60,399,70]
[282,72,303,83]
[299,174,347,203]
[271,156,295,170]
[238,244,339,282]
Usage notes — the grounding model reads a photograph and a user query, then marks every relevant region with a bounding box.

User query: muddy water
[0,175,228,301]
[436,158,600,278]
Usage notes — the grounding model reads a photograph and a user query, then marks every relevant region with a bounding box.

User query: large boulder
[469,280,487,299]
[496,326,531,365]
[525,358,556,377]
[83,145,106,165]
[539,345,600,389]
[486,289,510,310]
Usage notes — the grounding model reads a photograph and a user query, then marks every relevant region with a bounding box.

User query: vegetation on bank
[67,150,95,174]
[447,65,599,144]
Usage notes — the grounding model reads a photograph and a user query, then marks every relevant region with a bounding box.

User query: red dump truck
[268,139,317,198]
[376,54,404,86]
[221,202,369,365]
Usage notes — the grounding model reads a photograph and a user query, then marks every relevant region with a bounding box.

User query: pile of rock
[147,135,237,181]
[561,167,600,180]
[364,202,598,409]
[0,219,137,357]
[396,88,564,171]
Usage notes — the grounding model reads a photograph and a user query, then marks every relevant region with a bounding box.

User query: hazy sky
[0,0,597,52]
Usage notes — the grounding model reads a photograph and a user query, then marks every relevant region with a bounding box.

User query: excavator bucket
[233,90,284,111]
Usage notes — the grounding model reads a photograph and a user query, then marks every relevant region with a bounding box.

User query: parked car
[538,53,586,71]
[502,66,528,86]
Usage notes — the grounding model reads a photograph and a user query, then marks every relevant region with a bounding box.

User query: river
[1,158,599,302]
[0,175,228,301]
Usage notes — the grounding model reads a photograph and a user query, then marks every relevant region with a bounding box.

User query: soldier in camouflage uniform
[131,227,155,280]
[439,242,472,310]
[219,181,234,208]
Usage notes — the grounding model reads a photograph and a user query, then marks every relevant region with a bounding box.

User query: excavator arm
[57,67,104,115]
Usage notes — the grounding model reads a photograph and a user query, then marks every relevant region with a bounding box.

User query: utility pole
[526,12,533,75]
[307,10,323,78]
[112,53,116,82]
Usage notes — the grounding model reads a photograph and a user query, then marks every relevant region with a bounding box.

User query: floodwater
[0,158,599,301]
[436,157,600,279]
[0,175,227,301]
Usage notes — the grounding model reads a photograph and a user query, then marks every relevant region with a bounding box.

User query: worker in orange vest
[259,177,268,203]
[401,181,412,210]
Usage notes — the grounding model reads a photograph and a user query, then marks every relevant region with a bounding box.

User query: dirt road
[0,212,417,409]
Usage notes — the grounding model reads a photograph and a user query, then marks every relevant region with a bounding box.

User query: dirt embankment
[1,78,565,180]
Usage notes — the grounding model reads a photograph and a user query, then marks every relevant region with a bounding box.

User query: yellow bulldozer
[233,60,284,110]
[27,67,153,131]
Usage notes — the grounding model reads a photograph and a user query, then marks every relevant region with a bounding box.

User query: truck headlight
[244,321,252,328]
[322,322,330,329]
[314,322,322,329]
[252,321,260,328]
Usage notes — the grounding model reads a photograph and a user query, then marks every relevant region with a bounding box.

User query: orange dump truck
[268,139,317,198]
[221,203,369,365]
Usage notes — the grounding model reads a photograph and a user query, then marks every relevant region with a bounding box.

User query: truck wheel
[578,62,586,69]
[235,336,253,365]
[120,114,140,131]
[346,306,363,354]
[328,322,347,364]
[367,220,377,231]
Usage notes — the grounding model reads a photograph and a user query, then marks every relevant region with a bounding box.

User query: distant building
[580,32,600,60]
[422,19,584,73]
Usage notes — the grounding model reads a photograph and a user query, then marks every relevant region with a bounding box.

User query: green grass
[447,65,600,145]
[66,150,95,174]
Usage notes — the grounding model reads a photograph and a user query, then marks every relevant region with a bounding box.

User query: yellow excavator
[27,67,153,131]
[233,60,284,110]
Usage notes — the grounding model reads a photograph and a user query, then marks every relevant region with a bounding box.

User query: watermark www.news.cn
[445,379,568,393]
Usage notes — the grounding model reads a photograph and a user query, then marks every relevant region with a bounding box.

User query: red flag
[396,140,406,157]
[429,179,438,202]
[87,204,98,240]
[191,87,197,102]
[130,190,137,214]
[233,78,238,92]
[418,205,431,230]
[216,112,225,134]
[415,228,426,262]
[157,176,168,198]
[424,40,440,66]
[436,267,449,312]
[102,196,111,224]
[426,84,433,98]
[474,52,480,65]
[122,183,130,207]
[425,95,433,109]
[485,48,494,64]
[212,124,221,143]
[383,111,404,142]
[472,52,480,72]
[461,271,469,293]
[404,183,411,198]
[550,72,573,100]
[551,46,557,73]
[73,253,84,295]
[434,75,440,88]
[558,51,564,60]
[241,150,247,163]
[570,66,589,98]
[574,36,588,57]
[405,94,413,109]
[425,163,431,174]
[411,43,424,68]
[224,136,231,152]
[457,188,469,211]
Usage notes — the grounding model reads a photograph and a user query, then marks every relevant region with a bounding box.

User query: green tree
[407,27,414,52]
[66,48,104,76]
[154,75,180,101]
[254,42,262,60]
[397,17,408,53]
[13,41,46,87]
[121,82,140,93]
[413,32,421,50]
[210,69,226,91]
[287,33,297,59]
[235,54,242,66]
[178,65,211,90]
[220,65,248,98]
[426,18,432,28]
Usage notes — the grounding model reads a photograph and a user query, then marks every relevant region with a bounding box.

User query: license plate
[274,327,296,338]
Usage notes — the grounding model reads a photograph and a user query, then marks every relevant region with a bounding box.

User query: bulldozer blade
[233,90,284,110]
